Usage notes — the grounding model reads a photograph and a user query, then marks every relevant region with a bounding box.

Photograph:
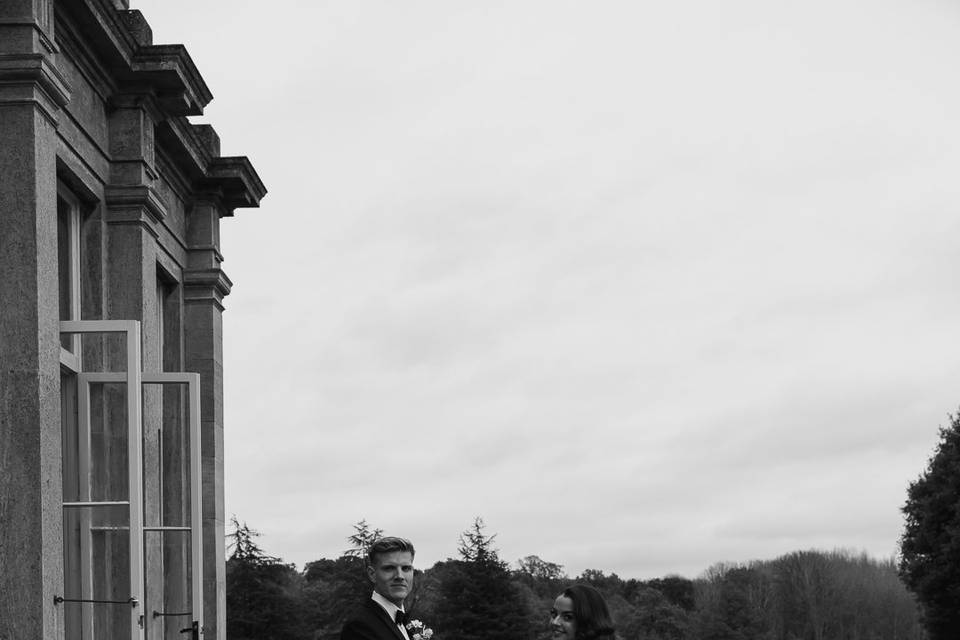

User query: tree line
[225,518,922,640]
[226,410,960,639]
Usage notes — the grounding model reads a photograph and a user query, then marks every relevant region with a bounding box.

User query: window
[156,271,181,372]
[59,321,204,640]
[59,321,144,640]
[57,185,81,363]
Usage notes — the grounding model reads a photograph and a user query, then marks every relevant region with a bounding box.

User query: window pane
[57,196,72,350]
[89,382,130,502]
[63,504,131,640]
[62,372,80,502]
[145,528,195,639]
[162,384,189,529]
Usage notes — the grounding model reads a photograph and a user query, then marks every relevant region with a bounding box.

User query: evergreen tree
[225,517,306,640]
[302,520,385,639]
[900,412,960,639]
[345,519,384,558]
[458,516,498,563]
[434,518,537,640]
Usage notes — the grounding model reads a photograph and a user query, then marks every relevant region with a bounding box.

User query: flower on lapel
[405,619,434,640]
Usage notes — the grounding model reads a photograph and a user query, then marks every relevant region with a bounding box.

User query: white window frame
[58,184,82,370]
[59,320,204,638]
[59,320,144,640]
[144,372,203,635]
[83,371,204,634]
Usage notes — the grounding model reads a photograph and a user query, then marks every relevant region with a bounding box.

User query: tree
[646,576,696,611]
[458,517,498,563]
[301,556,373,639]
[301,521,385,639]
[225,517,306,640]
[345,519,383,558]
[227,514,278,563]
[693,565,769,640]
[433,518,538,640]
[516,555,566,582]
[621,587,690,640]
[900,412,960,639]
[775,551,837,640]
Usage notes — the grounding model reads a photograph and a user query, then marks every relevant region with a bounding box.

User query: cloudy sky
[136,0,960,579]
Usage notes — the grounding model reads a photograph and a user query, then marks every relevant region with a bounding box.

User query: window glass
[58,195,73,350]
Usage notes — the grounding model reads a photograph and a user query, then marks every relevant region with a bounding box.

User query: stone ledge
[204,157,268,214]
[156,119,267,215]
[157,116,212,184]
[59,0,211,116]
[131,44,211,116]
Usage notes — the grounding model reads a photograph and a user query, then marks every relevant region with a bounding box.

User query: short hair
[367,536,416,566]
[562,584,616,640]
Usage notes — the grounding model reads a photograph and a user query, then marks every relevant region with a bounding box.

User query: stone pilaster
[108,94,159,187]
[0,1,69,638]
[184,196,230,640]
[103,92,168,640]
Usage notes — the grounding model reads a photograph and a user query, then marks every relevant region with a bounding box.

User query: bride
[549,583,618,640]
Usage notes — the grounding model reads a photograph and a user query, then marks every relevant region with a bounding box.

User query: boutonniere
[405,619,434,640]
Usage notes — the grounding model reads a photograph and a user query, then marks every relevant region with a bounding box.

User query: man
[341,537,416,640]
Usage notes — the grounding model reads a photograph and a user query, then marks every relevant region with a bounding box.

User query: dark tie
[394,610,408,626]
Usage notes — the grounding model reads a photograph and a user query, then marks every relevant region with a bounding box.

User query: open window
[57,184,82,368]
[59,321,203,640]
[59,320,144,640]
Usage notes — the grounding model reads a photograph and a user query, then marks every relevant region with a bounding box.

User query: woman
[549,583,617,640]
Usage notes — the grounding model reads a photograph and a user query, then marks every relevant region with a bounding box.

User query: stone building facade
[0,0,265,638]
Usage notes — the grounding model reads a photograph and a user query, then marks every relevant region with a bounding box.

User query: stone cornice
[156,116,211,184]
[54,13,117,104]
[130,44,211,116]
[156,118,267,215]
[57,0,212,116]
[55,1,266,213]
[204,157,268,214]
[61,0,139,73]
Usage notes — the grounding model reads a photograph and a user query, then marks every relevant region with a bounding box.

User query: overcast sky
[136,0,960,579]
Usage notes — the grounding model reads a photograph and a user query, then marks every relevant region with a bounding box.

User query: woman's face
[550,595,576,640]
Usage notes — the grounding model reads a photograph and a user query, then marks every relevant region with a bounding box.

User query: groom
[341,537,416,640]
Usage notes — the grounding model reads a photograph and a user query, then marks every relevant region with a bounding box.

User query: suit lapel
[366,598,406,640]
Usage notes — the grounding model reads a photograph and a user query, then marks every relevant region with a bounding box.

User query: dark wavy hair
[562,584,617,639]
[367,536,416,566]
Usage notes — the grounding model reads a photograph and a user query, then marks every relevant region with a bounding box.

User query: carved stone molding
[183,268,233,310]
[104,184,167,238]
[0,52,71,122]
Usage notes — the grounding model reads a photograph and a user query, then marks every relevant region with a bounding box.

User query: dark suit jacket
[340,598,407,640]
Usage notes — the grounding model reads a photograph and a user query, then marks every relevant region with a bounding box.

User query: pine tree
[434,518,537,640]
[899,413,960,639]
[345,519,384,558]
[225,517,305,640]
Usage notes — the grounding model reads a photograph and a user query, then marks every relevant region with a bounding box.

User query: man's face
[368,550,414,606]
